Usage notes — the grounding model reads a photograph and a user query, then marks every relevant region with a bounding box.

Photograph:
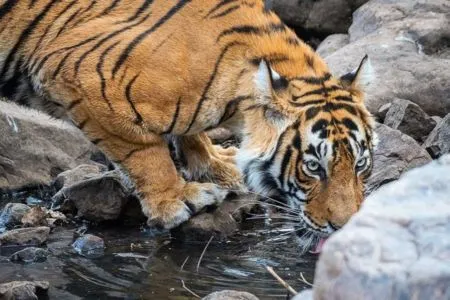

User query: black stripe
[218,95,252,124]
[75,13,151,75]
[28,0,38,8]
[162,98,181,134]
[292,73,331,84]
[183,41,245,133]
[311,119,328,134]
[333,95,353,102]
[52,50,74,79]
[305,106,320,121]
[67,98,82,110]
[323,102,358,115]
[96,41,120,111]
[0,0,60,80]
[278,147,292,188]
[292,86,341,101]
[98,0,122,17]
[210,4,240,19]
[290,99,325,107]
[32,34,102,73]
[27,0,78,66]
[69,0,97,28]
[123,0,153,23]
[125,74,143,124]
[205,0,238,18]
[55,7,83,38]
[0,0,18,20]
[121,148,145,162]
[112,0,191,77]
[217,22,285,42]
[342,118,358,131]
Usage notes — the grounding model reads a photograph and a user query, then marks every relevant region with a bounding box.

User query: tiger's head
[236,55,376,248]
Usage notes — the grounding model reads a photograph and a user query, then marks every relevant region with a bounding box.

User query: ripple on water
[0,221,317,299]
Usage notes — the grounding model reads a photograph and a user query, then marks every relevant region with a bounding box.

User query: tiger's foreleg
[78,119,227,228]
[175,133,244,191]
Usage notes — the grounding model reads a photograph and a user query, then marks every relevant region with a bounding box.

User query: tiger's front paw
[145,182,228,229]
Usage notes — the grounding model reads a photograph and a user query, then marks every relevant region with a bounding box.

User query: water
[0,220,317,299]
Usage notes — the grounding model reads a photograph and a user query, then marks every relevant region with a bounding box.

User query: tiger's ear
[254,59,288,103]
[340,55,373,91]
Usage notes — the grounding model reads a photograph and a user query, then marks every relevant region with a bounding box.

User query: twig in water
[181,280,201,298]
[299,272,314,287]
[180,256,190,272]
[266,266,298,295]
[196,235,214,273]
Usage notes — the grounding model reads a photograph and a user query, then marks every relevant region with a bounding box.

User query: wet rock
[367,123,431,194]
[0,281,49,300]
[9,247,49,263]
[316,34,349,58]
[0,100,96,190]
[25,196,44,207]
[202,290,259,300]
[172,195,256,241]
[383,99,437,143]
[72,234,105,257]
[324,0,450,116]
[0,227,50,247]
[272,0,368,35]
[21,207,48,227]
[52,163,106,191]
[423,114,450,159]
[53,170,132,222]
[314,155,450,300]
[0,203,31,229]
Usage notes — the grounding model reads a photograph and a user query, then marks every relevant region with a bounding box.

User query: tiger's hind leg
[175,133,244,191]
[77,120,228,229]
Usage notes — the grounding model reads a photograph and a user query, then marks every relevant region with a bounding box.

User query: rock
[0,281,49,300]
[0,100,96,190]
[0,227,50,246]
[367,123,431,194]
[21,207,48,227]
[72,234,105,257]
[291,290,313,300]
[316,34,350,58]
[9,247,49,263]
[25,196,44,207]
[53,170,132,222]
[52,163,106,191]
[202,290,259,300]
[423,114,450,159]
[383,99,437,143]
[172,195,256,241]
[314,155,450,300]
[375,103,391,123]
[324,0,450,116]
[0,203,31,229]
[272,0,368,35]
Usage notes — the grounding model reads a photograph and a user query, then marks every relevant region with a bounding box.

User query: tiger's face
[237,56,375,246]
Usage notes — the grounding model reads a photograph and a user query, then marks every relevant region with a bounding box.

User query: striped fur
[0,0,375,236]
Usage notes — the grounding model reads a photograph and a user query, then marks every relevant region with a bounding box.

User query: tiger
[0,0,375,248]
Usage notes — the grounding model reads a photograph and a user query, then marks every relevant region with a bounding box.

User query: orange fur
[0,0,374,232]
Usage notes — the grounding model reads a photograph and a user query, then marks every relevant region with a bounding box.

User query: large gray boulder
[314,155,450,300]
[272,0,368,35]
[367,123,431,194]
[322,0,450,116]
[0,100,96,190]
[383,98,437,143]
[423,113,450,159]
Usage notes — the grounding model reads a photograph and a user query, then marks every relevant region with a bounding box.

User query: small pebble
[9,247,49,263]
[72,234,105,257]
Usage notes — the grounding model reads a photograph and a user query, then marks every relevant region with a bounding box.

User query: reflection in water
[0,221,317,299]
